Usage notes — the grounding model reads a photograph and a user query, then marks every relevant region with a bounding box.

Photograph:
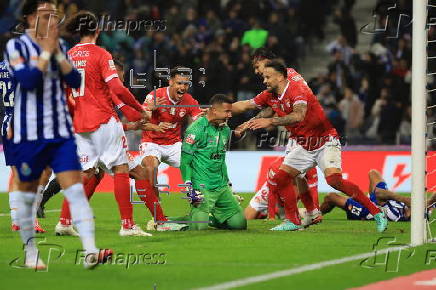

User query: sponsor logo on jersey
[185,134,195,144]
[108,59,116,70]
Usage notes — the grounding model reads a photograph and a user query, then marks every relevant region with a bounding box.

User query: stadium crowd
[0,0,432,148]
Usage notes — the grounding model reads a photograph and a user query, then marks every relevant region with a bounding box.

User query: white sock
[16,192,37,257]
[63,183,98,254]
[9,191,20,225]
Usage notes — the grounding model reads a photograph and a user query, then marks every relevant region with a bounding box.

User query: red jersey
[67,43,119,133]
[141,87,202,145]
[252,68,338,150]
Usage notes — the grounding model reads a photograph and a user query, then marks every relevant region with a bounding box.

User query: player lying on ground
[1,60,47,232]
[56,11,151,237]
[173,94,247,230]
[232,60,388,232]
[244,156,321,226]
[321,169,436,221]
[4,0,111,269]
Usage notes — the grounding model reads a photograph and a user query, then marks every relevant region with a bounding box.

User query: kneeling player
[178,94,247,230]
[321,169,436,221]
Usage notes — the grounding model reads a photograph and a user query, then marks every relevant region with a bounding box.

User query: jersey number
[122,136,127,149]
[71,68,85,98]
[0,81,14,107]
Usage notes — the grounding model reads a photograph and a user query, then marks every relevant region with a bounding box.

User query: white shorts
[127,151,141,171]
[75,117,128,172]
[283,138,342,173]
[139,142,182,168]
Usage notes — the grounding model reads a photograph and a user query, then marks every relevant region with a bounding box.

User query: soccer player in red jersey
[56,11,151,237]
[232,60,388,232]
[135,68,204,231]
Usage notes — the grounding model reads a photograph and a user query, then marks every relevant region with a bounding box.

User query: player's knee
[244,207,257,220]
[325,173,342,189]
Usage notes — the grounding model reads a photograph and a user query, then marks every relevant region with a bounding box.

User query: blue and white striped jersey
[3,33,76,143]
[0,61,15,136]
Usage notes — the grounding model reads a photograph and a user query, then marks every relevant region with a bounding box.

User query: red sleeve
[99,50,118,83]
[290,85,308,106]
[187,96,202,119]
[67,95,76,118]
[107,77,144,112]
[119,105,142,122]
[251,90,271,109]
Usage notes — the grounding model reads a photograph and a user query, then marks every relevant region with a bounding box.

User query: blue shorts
[345,198,372,220]
[1,135,14,166]
[10,138,82,182]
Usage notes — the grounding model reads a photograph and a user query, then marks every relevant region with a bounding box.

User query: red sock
[299,191,316,213]
[59,175,100,225]
[59,198,72,225]
[135,179,167,222]
[114,173,134,228]
[306,168,320,209]
[267,182,279,219]
[326,173,380,215]
[270,169,301,225]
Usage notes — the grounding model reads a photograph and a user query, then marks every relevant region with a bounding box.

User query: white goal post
[411,0,427,246]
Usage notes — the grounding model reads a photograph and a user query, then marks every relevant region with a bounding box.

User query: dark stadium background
[1,0,434,151]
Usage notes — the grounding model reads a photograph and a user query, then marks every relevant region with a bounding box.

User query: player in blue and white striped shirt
[3,0,111,270]
[1,60,48,233]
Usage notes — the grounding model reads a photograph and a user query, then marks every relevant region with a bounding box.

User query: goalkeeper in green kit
[179,94,247,230]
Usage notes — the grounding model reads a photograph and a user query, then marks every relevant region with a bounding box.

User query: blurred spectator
[240,19,268,49]
[333,7,357,48]
[338,87,364,139]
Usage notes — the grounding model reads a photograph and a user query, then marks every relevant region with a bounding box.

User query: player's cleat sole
[374,211,388,232]
[119,225,152,237]
[83,249,113,270]
[55,222,79,236]
[11,224,20,231]
[270,220,303,231]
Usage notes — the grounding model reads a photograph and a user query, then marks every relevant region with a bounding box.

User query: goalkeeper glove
[185,181,204,206]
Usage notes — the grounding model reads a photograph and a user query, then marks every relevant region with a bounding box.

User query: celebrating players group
[1,0,396,270]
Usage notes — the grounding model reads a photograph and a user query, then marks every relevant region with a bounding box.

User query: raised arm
[247,103,307,130]
[232,100,258,114]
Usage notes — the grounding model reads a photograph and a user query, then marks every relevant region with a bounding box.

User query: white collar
[278,81,290,100]
[74,43,95,47]
[167,87,180,104]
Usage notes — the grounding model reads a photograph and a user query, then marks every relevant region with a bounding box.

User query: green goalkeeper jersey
[181,116,230,190]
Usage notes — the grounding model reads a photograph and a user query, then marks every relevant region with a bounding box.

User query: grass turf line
[0,192,435,290]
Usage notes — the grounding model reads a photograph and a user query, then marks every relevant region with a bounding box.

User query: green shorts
[196,185,242,224]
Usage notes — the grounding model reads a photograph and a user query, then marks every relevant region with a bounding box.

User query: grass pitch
[1,192,435,290]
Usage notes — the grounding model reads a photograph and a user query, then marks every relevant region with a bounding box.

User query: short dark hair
[22,0,56,16]
[22,0,57,28]
[113,57,124,69]
[209,94,233,106]
[264,60,287,77]
[65,11,99,37]
[252,48,277,63]
[170,66,192,79]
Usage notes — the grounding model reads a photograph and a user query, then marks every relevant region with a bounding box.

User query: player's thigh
[140,142,163,166]
[11,141,51,184]
[214,186,242,224]
[93,117,128,170]
[161,142,182,168]
[283,143,316,174]
[316,138,342,172]
[368,169,385,191]
[75,132,99,171]
[324,192,348,208]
